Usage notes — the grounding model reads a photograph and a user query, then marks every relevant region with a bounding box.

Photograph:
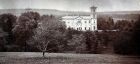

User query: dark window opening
[85,21,87,23]
[79,27,82,31]
[89,20,91,23]
[77,28,79,30]
[89,27,91,30]
[93,26,95,30]
[85,27,86,30]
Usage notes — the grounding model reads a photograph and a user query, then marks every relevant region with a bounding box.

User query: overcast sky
[0,0,140,12]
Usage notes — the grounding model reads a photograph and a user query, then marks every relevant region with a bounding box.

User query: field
[0,52,140,64]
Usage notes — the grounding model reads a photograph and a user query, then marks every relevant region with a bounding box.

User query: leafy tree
[67,34,86,53]
[131,16,140,55]
[84,31,99,53]
[0,13,17,45]
[113,31,132,54]
[13,11,40,51]
[113,20,135,54]
[0,13,17,51]
[97,17,114,30]
[0,28,8,51]
[114,20,134,31]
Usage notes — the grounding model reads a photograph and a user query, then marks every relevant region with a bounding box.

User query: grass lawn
[0,52,140,64]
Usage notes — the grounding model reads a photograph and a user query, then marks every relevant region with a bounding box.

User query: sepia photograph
[0,0,140,64]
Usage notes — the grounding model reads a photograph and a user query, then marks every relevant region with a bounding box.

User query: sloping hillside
[0,9,140,20]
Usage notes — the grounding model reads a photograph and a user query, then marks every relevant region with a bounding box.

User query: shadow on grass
[24,56,72,60]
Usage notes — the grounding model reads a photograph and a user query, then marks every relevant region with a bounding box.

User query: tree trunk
[43,51,45,57]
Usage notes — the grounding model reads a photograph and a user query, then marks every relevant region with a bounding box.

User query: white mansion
[62,6,97,31]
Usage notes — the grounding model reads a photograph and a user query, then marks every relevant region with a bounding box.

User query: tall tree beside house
[12,11,40,51]
[114,20,134,31]
[108,17,114,29]
[97,17,114,30]
[27,15,66,57]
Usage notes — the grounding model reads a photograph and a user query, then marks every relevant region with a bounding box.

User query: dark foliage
[97,17,114,30]
[84,31,98,53]
[113,19,135,55]
[13,11,40,51]
[130,16,140,55]
[0,13,17,51]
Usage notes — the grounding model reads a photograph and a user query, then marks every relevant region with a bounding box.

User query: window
[76,27,82,31]
[76,20,82,26]
[85,21,87,23]
[77,28,79,30]
[89,20,91,23]
[85,27,86,30]
[93,26,95,30]
[89,27,91,30]
[77,21,81,23]
[79,27,82,31]
[71,27,74,29]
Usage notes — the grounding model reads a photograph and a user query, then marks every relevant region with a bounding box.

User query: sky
[0,0,140,12]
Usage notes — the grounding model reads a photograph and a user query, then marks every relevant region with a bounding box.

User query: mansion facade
[62,6,97,31]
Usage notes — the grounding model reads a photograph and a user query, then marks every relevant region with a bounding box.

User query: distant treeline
[0,11,140,55]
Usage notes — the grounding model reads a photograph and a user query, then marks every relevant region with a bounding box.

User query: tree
[0,13,17,45]
[12,11,40,51]
[84,31,99,53]
[113,31,132,54]
[28,15,66,57]
[113,20,135,54]
[0,13,17,51]
[131,15,140,55]
[97,17,114,30]
[67,34,86,53]
[114,20,134,31]
[0,27,8,51]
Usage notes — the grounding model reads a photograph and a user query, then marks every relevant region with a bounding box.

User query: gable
[75,16,83,20]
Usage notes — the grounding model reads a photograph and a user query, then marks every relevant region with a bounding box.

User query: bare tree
[28,15,66,57]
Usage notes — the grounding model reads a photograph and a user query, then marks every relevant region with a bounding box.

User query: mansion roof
[62,16,93,20]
